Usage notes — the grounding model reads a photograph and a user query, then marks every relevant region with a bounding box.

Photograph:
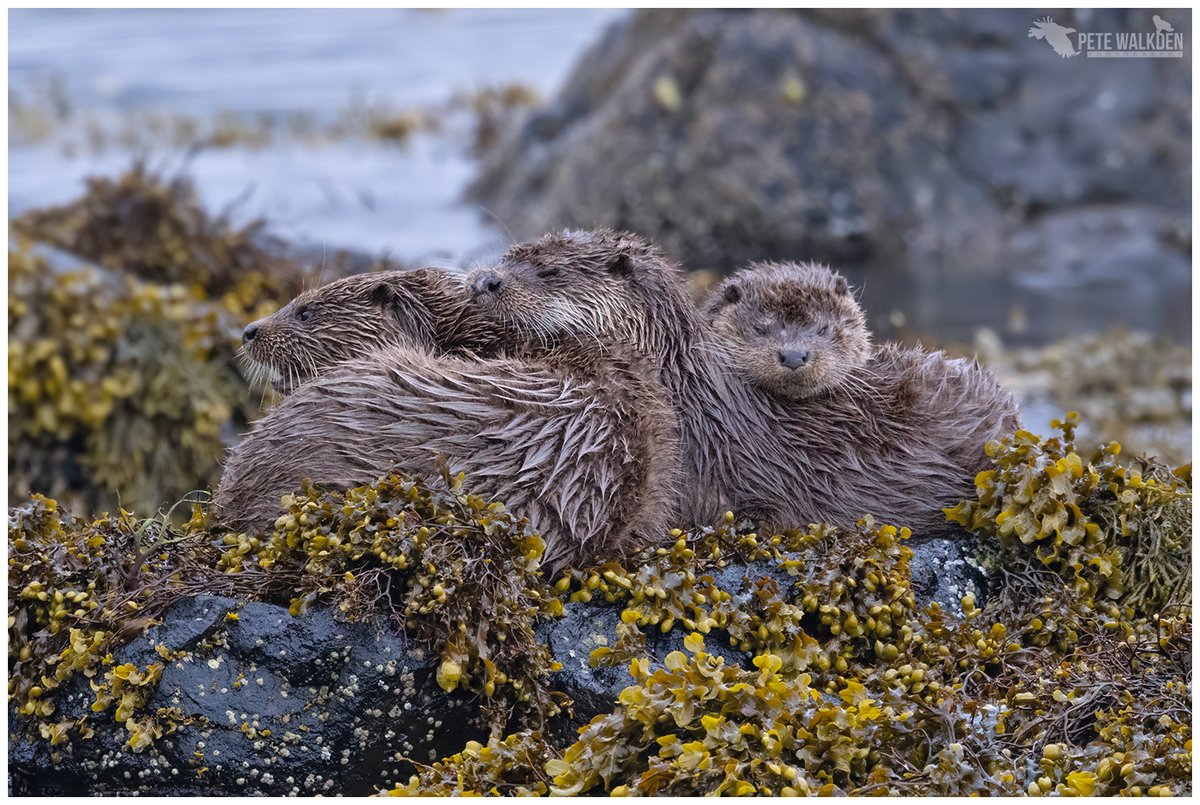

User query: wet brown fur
[218,264,681,572]
[704,261,871,400]
[468,229,1022,537]
[215,343,680,573]
[240,268,499,394]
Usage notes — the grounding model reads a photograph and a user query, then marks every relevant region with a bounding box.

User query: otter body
[216,346,679,572]
[704,261,1020,532]
[721,344,1021,534]
[468,230,1020,537]
[219,268,681,571]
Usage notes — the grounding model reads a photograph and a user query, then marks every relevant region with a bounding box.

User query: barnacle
[8,493,228,750]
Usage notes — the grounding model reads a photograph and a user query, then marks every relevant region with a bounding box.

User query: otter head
[240,268,461,394]
[464,229,692,363]
[704,261,871,400]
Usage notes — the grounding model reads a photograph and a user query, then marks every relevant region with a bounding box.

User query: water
[8,9,1190,346]
[9,8,625,263]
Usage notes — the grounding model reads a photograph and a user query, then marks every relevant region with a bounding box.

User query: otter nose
[778,350,810,370]
[471,271,505,297]
[242,322,260,344]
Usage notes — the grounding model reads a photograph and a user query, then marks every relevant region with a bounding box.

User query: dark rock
[471,8,1189,343]
[8,546,989,792]
[9,595,489,796]
[908,536,987,616]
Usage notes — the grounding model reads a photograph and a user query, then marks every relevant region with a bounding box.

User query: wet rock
[541,543,981,745]
[908,536,987,616]
[471,9,1189,341]
[9,595,489,796]
[8,547,989,792]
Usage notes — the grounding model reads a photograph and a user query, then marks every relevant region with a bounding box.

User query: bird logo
[1027,16,1080,58]
[1153,15,1174,34]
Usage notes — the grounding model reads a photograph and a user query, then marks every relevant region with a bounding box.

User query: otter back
[464,229,1021,537]
[214,344,681,573]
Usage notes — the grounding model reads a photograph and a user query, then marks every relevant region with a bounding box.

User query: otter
[703,261,871,400]
[466,229,1021,537]
[239,268,498,395]
[216,330,681,575]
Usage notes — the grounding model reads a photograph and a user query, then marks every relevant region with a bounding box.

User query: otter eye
[817,323,830,336]
[297,305,314,323]
[536,267,560,280]
[753,321,770,337]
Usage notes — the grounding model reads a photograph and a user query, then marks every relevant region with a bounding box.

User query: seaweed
[8,494,231,750]
[398,418,1191,796]
[7,165,396,513]
[946,412,1191,618]
[210,471,568,730]
[11,162,304,319]
[388,730,559,796]
[8,247,249,514]
[7,414,1192,796]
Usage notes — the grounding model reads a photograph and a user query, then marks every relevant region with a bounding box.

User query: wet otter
[467,229,1021,537]
[704,261,871,399]
[217,318,681,573]
[239,268,498,395]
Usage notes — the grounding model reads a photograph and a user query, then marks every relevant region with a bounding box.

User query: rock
[908,536,987,617]
[8,547,987,793]
[470,9,1189,341]
[9,595,489,796]
[541,543,981,744]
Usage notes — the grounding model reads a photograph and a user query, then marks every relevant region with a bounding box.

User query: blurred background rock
[8,8,1191,515]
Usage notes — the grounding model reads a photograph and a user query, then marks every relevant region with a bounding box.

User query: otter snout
[470,271,505,298]
[242,322,261,344]
[778,349,810,370]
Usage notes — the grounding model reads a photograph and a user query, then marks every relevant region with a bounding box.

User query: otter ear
[833,275,849,296]
[723,283,741,305]
[370,279,417,320]
[370,280,398,310]
[607,252,634,277]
